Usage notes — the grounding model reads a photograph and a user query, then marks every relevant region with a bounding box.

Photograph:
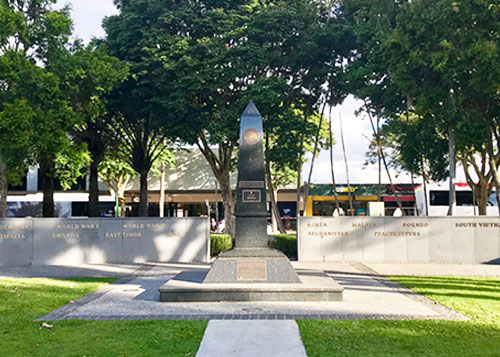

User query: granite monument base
[159,268,344,302]
[159,247,343,302]
[203,248,301,284]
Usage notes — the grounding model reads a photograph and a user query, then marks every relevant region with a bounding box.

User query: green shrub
[272,234,297,258]
[210,234,232,256]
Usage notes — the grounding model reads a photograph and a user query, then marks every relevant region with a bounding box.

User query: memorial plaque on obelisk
[203,101,300,283]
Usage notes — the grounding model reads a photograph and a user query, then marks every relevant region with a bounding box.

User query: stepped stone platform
[159,267,343,302]
[159,248,343,302]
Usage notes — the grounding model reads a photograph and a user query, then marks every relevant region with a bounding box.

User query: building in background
[5,149,497,221]
[4,149,297,225]
[304,183,418,217]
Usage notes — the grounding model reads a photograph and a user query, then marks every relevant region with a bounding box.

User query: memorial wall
[0,218,209,266]
[298,217,500,264]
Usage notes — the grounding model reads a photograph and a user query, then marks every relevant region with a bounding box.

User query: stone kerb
[0,217,209,267]
[298,216,500,264]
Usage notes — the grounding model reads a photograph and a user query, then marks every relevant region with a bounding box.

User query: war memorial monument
[159,102,343,302]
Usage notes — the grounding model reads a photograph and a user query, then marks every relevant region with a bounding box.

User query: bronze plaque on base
[237,260,267,281]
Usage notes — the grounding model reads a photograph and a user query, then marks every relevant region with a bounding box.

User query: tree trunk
[376,117,382,202]
[339,113,354,213]
[328,105,341,213]
[447,126,456,216]
[411,172,419,216]
[265,160,286,234]
[195,139,235,236]
[88,158,101,217]
[474,183,489,216]
[485,128,500,215]
[219,175,235,237]
[138,170,149,217]
[0,154,7,218]
[303,100,328,217]
[159,162,165,218]
[364,101,404,215]
[461,157,493,217]
[40,159,55,217]
[421,157,429,216]
[490,165,500,216]
[297,137,304,217]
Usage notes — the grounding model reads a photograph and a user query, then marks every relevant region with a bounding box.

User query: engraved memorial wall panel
[450,218,478,264]
[98,219,124,263]
[33,219,88,265]
[472,218,500,263]
[427,218,453,263]
[0,219,33,266]
[383,218,409,262]
[403,218,430,263]
[320,217,348,261]
[339,217,364,261]
[298,216,500,264]
[1,217,209,266]
[361,217,385,262]
[298,217,325,261]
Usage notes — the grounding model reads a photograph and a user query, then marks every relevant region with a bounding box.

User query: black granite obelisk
[234,101,268,249]
[159,101,344,301]
[203,101,300,283]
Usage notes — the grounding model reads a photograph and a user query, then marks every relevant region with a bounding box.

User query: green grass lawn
[298,276,500,357]
[0,278,207,356]
[3,274,499,356]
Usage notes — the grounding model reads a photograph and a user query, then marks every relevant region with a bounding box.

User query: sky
[54,0,461,185]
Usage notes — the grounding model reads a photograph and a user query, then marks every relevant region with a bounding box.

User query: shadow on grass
[298,319,500,357]
[392,276,500,300]
[0,278,207,356]
[300,275,500,356]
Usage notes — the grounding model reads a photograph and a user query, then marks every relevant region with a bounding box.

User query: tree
[0,4,33,216]
[0,48,84,217]
[103,0,182,217]
[105,113,174,216]
[104,0,343,233]
[55,42,129,217]
[0,0,89,217]
[0,99,33,217]
[98,153,136,217]
[149,148,176,218]
[340,0,408,214]
[384,0,500,215]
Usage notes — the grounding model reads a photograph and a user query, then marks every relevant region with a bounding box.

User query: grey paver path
[196,320,307,357]
[35,262,472,321]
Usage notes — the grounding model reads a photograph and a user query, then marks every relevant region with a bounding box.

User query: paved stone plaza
[4,262,498,321]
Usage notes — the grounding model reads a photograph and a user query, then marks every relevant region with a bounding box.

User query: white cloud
[55,0,118,43]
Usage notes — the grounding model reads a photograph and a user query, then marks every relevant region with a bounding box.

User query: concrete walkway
[196,320,307,357]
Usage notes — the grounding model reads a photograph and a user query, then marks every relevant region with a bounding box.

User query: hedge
[210,234,232,256]
[272,234,297,258]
